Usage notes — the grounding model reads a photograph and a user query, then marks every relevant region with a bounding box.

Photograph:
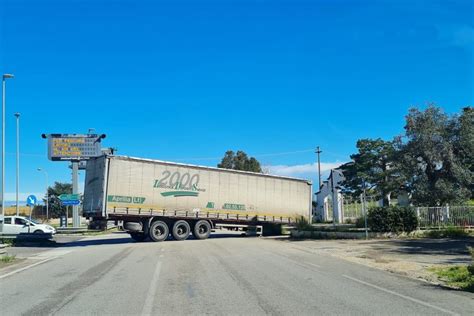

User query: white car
[0,216,56,235]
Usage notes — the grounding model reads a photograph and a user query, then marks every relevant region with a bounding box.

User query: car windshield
[27,218,41,224]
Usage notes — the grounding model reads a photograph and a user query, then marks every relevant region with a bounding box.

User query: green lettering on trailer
[108,195,146,204]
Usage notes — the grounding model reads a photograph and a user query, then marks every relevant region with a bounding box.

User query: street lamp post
[37,168,49,221]
[14,113,20,216]
[1,74,14,234]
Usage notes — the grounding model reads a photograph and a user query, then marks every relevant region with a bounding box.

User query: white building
[314,169,344,223]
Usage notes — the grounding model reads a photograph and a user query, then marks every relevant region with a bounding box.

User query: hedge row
[367,206,418,233]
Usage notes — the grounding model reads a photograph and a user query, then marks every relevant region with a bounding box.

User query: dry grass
[4,206,33,216]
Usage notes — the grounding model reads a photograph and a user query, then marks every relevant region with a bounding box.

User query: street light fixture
[1,73,14,234]
[14,113,20,216]
[37,168,49,221]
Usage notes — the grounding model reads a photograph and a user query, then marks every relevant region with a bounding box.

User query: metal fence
[416,205,474,228]
[341,193,474,228]
[342,196,378,221]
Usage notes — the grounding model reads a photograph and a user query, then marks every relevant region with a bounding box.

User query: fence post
[416,207,420,229]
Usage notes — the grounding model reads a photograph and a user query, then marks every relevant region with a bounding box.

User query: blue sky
[0,0,473,201]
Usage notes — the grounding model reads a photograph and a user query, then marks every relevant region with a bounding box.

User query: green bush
[368,206,418,233]
[424,226,469,238]
[355,216,366,228]
[295,216,312,231]
[468,247,474,275]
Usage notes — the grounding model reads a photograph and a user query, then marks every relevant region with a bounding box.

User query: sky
[0,0,473,202]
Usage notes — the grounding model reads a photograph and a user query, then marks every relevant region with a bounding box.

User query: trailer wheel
[149,221,169,242]
[172,220,191,241]
[130,232,146,242]
[193,220,211,240]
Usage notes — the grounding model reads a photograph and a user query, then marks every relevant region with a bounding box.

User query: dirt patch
[290,238,473,288]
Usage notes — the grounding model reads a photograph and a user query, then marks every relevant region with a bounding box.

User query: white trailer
[83,155,312,241]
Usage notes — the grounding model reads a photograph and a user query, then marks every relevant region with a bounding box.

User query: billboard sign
[44,134,105,161]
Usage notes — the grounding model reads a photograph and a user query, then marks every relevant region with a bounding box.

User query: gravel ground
[283,237,474,286]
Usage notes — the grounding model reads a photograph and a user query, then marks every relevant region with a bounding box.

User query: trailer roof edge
[106,155,312,184]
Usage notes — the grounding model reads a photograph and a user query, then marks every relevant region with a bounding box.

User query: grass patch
[429,266,474,292]
[423,226,470,238]
[0,238,16,246]
[429,246,474,292]
[0,254,16,265]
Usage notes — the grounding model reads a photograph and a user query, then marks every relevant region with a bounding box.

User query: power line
[6,152,43,157]
[167,148,316,161]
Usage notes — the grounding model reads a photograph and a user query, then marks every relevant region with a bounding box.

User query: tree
[217,150,263,173]
[217,150,234,169]
[41,182,73,218]
[340,138,402,206]
[399,105,472,206]
[455,107,474,195]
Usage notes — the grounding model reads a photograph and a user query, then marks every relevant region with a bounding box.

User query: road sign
[26,195,37,206]
[61,200,81,206]
[59,194,80,201]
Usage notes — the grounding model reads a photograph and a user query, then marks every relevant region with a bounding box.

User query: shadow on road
[365,238,474,265]
[8,230,257,249]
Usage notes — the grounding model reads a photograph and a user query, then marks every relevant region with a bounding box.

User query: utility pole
[72,161,79,227]
[315,146,322,189]
[14,113,20,216]
[1,74,14,234]
[362,178,368,240]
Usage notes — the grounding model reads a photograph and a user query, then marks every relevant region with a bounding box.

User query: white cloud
[437,24,474,48]
[265,162,344,178]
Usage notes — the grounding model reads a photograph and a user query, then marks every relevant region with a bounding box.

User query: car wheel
[33,230,44,234]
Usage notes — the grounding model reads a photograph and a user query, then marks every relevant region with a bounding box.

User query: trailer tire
[149,221,169,242]
[130,232,146,242]
[172,220,191,241]
[193,220,211,240]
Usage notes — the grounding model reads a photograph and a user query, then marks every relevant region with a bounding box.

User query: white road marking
[305,262,322,269]
[0,257,55,280]
[342,274,459,316]
[141,255,163,316]
[31,249,72,259]
[0,249,73,280]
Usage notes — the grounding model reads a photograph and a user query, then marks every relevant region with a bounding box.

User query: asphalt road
[1,232,472,315]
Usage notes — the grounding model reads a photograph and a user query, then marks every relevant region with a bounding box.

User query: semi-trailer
[83,155,312,241]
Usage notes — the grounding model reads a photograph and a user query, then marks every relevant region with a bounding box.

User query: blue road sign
[26,195,37,206]
[61,200,80,206]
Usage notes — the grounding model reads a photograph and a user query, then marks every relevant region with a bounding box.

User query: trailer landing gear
[130,232,146,242]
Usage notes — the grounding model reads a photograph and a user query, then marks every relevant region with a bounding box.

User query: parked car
[0,216,56,235]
